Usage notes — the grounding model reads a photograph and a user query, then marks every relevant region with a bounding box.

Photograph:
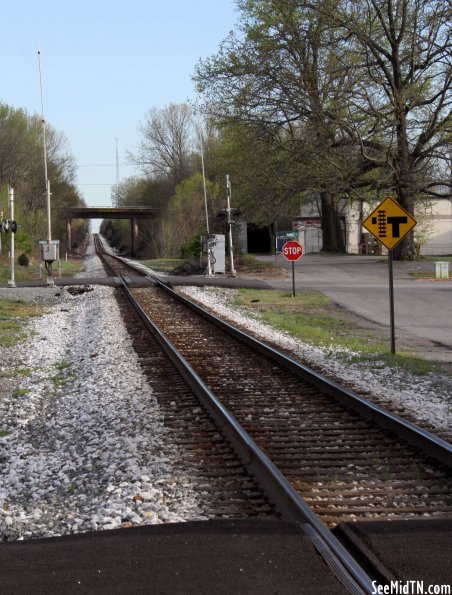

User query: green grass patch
[50,361,77,392]
[15,368,33,377]
[409,271,451,279]
[0,429,10,437]
[57,259,85,276]
[140,258,186,272]
[12,388,29,399]
[0,256,84,283]
[236,254,276,273]
[0,298,43,346]
[55,360,71,371]
[232,288,449,376]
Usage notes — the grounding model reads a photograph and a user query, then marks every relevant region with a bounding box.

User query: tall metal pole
[194,102,212,276]
[38,49,55,286]
[388,250,396,354]
[201,142,213,276]
[225,174,236,277]
[8,186,15,287]
[38,50,51,243]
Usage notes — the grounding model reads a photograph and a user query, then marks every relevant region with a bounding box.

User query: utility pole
[225,174,236,277]
[8,186,15,287]
[38,49,57,286]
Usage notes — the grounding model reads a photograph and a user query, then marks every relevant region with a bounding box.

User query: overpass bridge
[65,206,156,256]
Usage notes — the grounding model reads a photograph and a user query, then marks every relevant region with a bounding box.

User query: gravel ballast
[0,254,205,541]
[1,249,451,541]
[179,285,452,438]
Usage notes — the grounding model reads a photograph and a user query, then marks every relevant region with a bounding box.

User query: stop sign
[282,240,303,261]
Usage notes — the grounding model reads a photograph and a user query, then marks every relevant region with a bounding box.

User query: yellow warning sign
[362,196,416,250]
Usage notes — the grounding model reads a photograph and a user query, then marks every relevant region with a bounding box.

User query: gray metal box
[39,240,60,261]
[212,234,225,274]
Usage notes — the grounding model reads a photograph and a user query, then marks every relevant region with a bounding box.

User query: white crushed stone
[0,250,206,541]
[179,286,452,437]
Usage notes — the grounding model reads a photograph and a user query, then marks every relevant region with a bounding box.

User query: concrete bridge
[65,206,156,256]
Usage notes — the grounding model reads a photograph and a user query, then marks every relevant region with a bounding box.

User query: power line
[77,163,136,168]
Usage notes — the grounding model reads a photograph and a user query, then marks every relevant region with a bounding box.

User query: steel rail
[118,276,374,595]
[93,242,374,593]
[98,239,452,467]
[152,278,452,469]
[97,240,452,467]
[94,239,451,594]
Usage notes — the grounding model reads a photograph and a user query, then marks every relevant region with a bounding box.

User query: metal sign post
[388,250,396,354]
[363,196,417,355]
[225,175,236,277]
[282,240,303,297]
[8,186,16,288]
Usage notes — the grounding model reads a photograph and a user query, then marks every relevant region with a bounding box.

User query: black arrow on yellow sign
[362,196,417,355]
[363,197,416,250]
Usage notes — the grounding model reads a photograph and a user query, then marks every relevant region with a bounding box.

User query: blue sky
[1,0,239,218]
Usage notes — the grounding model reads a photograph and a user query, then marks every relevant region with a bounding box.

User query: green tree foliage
[106,176,176,256]
[0,102,88,256]
[107,106,222,258]
[159,173,218,257]
[322,0,452,258]
[194,0,451,258]
[194,0,370,252]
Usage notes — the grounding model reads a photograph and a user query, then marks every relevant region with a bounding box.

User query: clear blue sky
[1,0,239,218]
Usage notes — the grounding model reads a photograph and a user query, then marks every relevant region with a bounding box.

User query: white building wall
[419,200,452,256]
[295,197,452,255]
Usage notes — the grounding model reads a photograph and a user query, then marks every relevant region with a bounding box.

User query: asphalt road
[259,254,452,358]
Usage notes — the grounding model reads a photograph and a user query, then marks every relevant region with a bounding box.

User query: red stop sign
[282,240,303,261]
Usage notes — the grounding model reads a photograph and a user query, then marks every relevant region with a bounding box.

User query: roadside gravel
[0,253,205,541]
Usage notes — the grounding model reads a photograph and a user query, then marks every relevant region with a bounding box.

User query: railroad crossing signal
[363,196,416,250]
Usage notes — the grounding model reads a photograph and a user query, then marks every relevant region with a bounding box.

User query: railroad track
[94,236,452,594]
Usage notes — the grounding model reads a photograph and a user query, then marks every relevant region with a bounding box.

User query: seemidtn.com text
[372,582,451,595]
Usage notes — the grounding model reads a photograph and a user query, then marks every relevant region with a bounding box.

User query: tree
[322,0,452,258]
[194,0,370,252]
[0,102,88,255]
[130,103,196,187]
[159,173,216,257]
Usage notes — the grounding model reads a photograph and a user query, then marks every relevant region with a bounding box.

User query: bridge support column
[66,219,72,254]
[131,218,138,256]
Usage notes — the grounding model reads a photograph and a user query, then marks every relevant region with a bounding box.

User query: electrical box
[211,234,225,273]
[435,261,449,279]
[202,234,225,274]
[39,240,60,262]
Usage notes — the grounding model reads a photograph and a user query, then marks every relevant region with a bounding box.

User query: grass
[409,272,451,279]
[0,256,84,283]
[12,388,29,399]
[0,298,43,346]
[236,254,277,273]
[232,288,449,376]
[50,360,77,392]
[140,258,186,272]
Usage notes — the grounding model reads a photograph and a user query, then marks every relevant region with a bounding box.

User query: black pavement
[0,520,349,595]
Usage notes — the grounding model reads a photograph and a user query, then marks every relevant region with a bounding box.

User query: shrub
[18,253,29,267]
[182,235,202,259]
